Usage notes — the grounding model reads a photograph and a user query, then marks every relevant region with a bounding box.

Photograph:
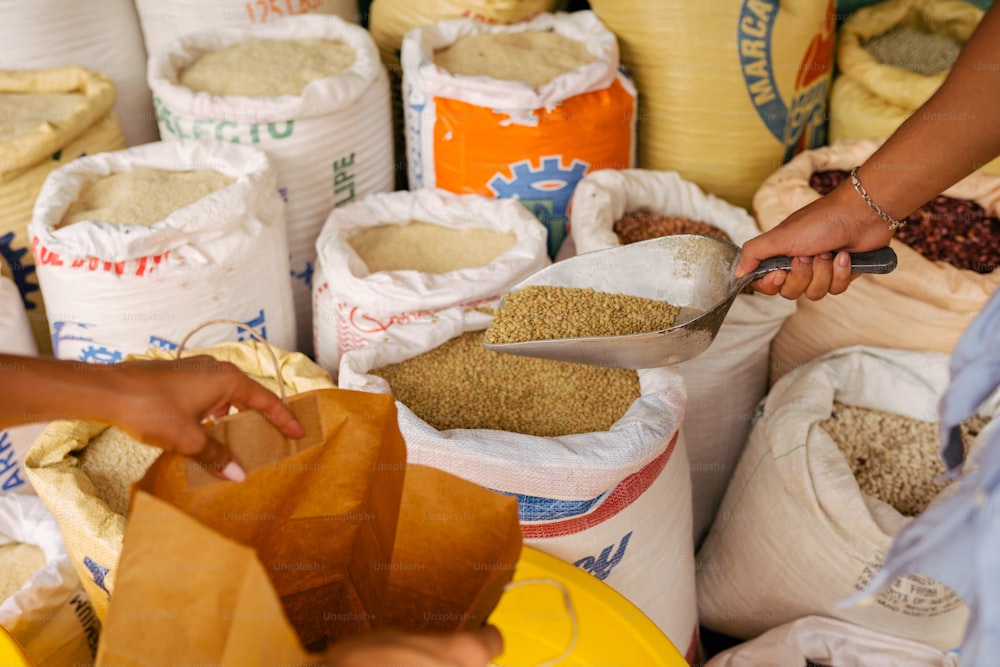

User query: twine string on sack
[174,319,288,403]
[491,577,578,667]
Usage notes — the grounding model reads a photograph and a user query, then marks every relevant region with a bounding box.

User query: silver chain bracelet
[850,166,906,231]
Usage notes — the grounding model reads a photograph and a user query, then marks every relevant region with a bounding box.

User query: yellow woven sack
[0,67,126,356]
[23,341,334,622]
[752,139,1000,384]
[589,0,835,210]
[831,0,998,173]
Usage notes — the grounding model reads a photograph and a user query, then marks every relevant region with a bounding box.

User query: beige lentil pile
[864,26,962,76]
[484,285,680,344]
[348,221,517,274]
[0,92,86,143]
[371,330,640,436]
[59,167,235,228]
[819,402,991,516]
[0,543,45,601]
[77,427,162,515]
[180,38,356,97]
[613,209,732,246]
[434,31,595,88]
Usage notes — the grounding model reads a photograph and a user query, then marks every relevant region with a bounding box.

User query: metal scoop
[483,234,897,369]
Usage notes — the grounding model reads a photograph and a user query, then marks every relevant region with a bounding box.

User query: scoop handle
[742,246,898,286]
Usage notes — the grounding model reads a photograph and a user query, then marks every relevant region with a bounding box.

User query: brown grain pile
[613,209,731,245]
[371,330,640,436]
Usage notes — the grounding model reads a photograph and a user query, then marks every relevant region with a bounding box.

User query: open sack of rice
[338,305,701,663]
[0,494,99,667]
[368,0,563,189]
[830,0,1000,173]
[401,10,636,258]
[588,0,834,210]
[148,14,394,354]
[0,66,126,356]
[754,138,1000,384]
[570,168,796,546]
[135,0,361,59]
[24,341,334,623]
[0,0,156,146]
[28,139,297,362]
[696,346,999,651]
[312,188,549,374]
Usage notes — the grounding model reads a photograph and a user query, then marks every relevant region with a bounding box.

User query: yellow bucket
[0,626,32,667]
[490,547,687,666]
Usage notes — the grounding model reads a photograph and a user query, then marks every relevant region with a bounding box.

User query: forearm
[855,4,1000,219]
[0,354,126,428]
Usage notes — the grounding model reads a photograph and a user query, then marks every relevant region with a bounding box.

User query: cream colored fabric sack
[148,15,394,354]
[0,0,158,145]
[588,0,835,209]
[28,139,296,362]
[312,188,549,374]
[24,341,334,623]
[0,67,126,356]
[706,616,960,667]
[830,0,999,173]
[338,306,700,662]
[569,168,795,546]
[753,139,1000,384]
[695,347,999,651]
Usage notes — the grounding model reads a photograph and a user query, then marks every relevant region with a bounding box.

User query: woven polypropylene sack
[830,0,1000,173]
[338,307,700,663]
[312,188,549,374]
[696,346,990,651]
[569,169,796,546]
[0,0,158,146]
[0,67,126,356]
[28,139,296,362]
[706,616,960,667]
[148,14,394,354]
[402,11,636,258]
[753,138,1000,384]
[588,0,835,210]
[0,276,45,495]
[24,341,334,622]
[0,495,100,667]
[135,0,361,59]
[369,0,562,189]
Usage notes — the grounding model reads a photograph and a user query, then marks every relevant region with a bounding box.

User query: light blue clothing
[848,287,1000,665]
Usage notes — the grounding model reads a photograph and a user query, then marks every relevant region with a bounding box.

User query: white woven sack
[0,276,44,495]
[312,188,549,374]
[570,168,796,546]
[338,306,699,661]
[0,494,99,667]
[28,139,296,362]
[696,346,990,651]
[0,0,158,146]
[401,11,637,257]
[148,14,394,354]
[706,616,960,667]
[135,0,360,59]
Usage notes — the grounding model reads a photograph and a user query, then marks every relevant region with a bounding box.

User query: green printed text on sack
[154,97,295,144]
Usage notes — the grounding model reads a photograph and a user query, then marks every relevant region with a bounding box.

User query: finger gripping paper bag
[94,388,521,665]
[401,11,637,258]
[24,341,335,624]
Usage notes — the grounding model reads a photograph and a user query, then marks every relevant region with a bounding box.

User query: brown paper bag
[96,387,521,666]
